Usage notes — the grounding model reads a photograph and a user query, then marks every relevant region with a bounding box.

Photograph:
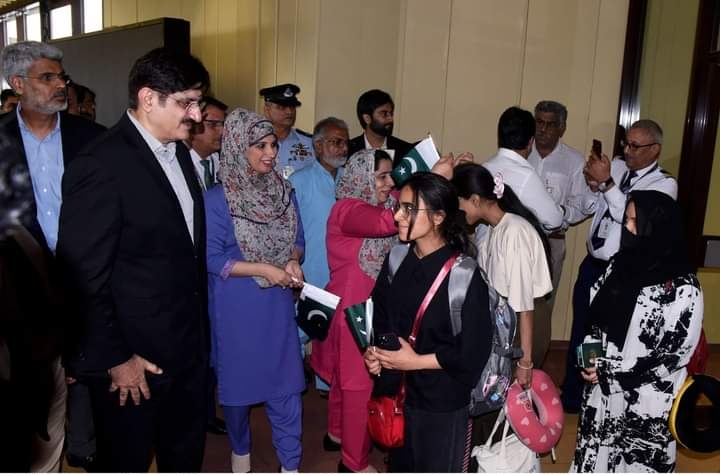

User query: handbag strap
[408,252,460,347]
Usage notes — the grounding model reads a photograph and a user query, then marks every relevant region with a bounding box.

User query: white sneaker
[231,452,250,473]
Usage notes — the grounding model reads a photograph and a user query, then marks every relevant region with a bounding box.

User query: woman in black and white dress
[571,190,704,473]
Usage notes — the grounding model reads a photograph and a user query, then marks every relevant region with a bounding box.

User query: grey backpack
[387,243,520,416]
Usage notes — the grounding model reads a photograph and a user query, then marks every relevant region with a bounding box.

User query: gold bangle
[516,360,534,370]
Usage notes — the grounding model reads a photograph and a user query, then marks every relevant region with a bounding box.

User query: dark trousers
[206,366,218,422]
[66,381,96,458]
[560,255,608,410]
[389,404,470,473]
[87,360,207,472]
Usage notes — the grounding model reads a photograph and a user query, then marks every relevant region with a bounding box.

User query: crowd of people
[0,39,704,474]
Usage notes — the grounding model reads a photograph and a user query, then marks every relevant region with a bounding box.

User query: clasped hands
[363,337,421,375]
[263,259,304,289]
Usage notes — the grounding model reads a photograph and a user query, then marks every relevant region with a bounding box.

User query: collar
[633,160,659,179]
[312,158,344,182]
[364,132,387,150]
[532,141,561,159]
[126,110,176,163]
[16,104,61,139]
[496,147,529,164]
[189,147,217,165]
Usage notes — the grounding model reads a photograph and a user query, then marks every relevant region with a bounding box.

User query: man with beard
[57,48,210,471]
[526,100,593,367]
[0,41,105,471]
[348,89,414,167]
[260,83,314,178]
[288,117,349,398]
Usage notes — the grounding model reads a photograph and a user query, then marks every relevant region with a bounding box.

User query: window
[24,3,41,41]
[4,16,17,45]
[50,4,72,39]
[83,0,102,33]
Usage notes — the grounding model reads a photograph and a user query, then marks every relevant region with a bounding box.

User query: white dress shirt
[585,159,677,260]
[483,148,564,232]
[527,142,594,230]
[189,148,219,191]
[127,111,195,243]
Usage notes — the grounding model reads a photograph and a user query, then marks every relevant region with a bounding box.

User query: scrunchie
[493,173,505,199]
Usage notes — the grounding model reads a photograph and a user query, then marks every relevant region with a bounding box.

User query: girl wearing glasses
[364,172,492,472]
[205,108,305,473]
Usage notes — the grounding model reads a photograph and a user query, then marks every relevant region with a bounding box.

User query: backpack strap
[447,255,477,336]
[386,243,411,284]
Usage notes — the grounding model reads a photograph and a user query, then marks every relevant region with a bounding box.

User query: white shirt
[189,148,219,192]
[363,133,388,150]
[483,148,564,232]
[586,159,677,260]
[476,213,553,312]
[127,111,195,243]
[527,142,594,230]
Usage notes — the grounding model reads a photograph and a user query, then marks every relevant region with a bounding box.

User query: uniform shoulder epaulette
[296,128,312,138]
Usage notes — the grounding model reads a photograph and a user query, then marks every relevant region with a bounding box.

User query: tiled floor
[65,346,720,472]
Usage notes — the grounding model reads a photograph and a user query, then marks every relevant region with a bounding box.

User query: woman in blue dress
[205,108,305,473]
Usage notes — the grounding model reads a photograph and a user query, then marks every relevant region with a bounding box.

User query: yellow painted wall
[103,0,631,340]
[638,0,699,178]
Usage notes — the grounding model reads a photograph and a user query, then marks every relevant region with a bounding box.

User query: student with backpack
[364,172,492,473]
[452,163,553,452]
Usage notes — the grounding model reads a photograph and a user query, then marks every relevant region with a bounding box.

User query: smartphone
[592,139,603,157]
[375,333,401,351]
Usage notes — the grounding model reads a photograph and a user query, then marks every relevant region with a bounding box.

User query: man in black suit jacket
[0,41,105,471]
[57,48,210,472]
[347,89,415,167]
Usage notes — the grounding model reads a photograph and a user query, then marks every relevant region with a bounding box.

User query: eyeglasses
[535,118,561,129]
[324,138,349,148]
[202,119,225,129]
[392,202,434,217]
[19,72,71,85]
[621,140,658,151]
[159,92,206,113]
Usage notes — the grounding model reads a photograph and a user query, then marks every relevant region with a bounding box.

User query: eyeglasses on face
[19,72,71,85]
[621,140,657,151]
[158,92,206,113]
[324,138,349,148]
[392,201,434,217]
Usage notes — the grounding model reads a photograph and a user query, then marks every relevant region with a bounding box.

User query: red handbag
[367,253,459,448]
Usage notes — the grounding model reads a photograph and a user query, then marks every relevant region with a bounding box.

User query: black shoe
[323,433,341,452]
[66,453,98,472]
[206,417,228,435]
[338,461,353,472]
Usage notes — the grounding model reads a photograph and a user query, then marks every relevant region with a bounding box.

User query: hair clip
[493,173,505,199]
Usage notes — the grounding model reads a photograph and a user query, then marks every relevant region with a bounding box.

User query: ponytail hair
[452,163,552,275]
[401,172,476,258]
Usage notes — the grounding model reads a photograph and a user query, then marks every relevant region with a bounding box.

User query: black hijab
[588,190,693,350]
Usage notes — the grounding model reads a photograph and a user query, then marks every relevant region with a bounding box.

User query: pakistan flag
[345,298,374,351]
[296,283,341,341]
[391,135,441,186]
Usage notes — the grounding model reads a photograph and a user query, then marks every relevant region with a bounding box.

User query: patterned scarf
[218,108,298,288]
[336,149,397,280]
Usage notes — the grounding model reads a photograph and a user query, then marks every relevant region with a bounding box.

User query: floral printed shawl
[336,149,397,279]
[218,108,298,288]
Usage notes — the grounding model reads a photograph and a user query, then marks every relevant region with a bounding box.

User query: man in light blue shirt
[289,117,349,396]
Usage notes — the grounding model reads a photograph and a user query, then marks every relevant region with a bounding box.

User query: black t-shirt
[371,244,492,412]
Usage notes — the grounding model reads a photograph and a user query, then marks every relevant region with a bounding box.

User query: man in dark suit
[347,89,414,167]
[0,40,105,471]
[57,48,210,472]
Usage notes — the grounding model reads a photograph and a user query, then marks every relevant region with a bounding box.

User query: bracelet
[516,360,534,370]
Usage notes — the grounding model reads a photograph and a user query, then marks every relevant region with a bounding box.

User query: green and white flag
[296,283,341,341]
[344,298,374,351]
[391,135,441,186]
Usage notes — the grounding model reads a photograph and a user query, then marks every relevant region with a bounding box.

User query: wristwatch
[597,177,614,192]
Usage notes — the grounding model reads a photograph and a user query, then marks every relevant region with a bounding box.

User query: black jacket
[57,113,208,377]
[348,133,415,168]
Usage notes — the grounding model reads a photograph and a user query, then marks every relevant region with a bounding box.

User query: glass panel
[5,17,17,45]
[50,5,73,40]
[24,3,41,42]
[83,0,103,33]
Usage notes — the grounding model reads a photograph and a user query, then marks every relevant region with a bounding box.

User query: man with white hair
[0,40,105,471]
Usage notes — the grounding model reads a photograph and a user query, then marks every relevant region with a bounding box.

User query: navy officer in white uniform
[259,83,314,178]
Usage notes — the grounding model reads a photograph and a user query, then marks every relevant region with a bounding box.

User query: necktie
[199,159,215,190]
[619,170,637,193]
[590,170,636,250]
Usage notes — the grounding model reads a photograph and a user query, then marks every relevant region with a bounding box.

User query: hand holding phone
[375,333,401,351]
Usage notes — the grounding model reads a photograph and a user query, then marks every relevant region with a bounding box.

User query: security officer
[259,83,314,178]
